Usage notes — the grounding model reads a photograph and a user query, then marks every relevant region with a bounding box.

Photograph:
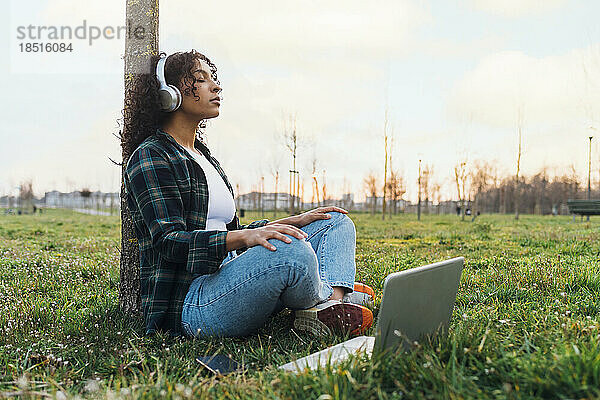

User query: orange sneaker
[294,300,373,337]
[343,282,375,308]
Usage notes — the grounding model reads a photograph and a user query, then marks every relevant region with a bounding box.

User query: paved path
[73,208,114,216]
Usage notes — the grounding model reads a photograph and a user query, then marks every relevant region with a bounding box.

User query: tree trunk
[119,0,159,315]
[515,112,522,220]
[382,112,388,220]
[371,196,375,216]
[274,172,278,218]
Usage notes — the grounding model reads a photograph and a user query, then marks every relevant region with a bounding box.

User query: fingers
[260,239,277,251]
[313,206,347,214]
[268,224,307,240]
[259,231,301,251]
[310,206,348,220]
[272,232,293,244]
[321,206,348,214]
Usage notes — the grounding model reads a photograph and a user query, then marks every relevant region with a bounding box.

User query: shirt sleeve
[239,219,269,229]
[125,146,228,275]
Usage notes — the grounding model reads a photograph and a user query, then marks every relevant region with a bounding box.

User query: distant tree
[568,164,580,199]
[364,173,378,216]
[470,161,492,216]
[454,161,469,221]
[341,176,353,210]
[282,114,300,214]
[386,170,406,215]
[267,154,282,217]
[251,184,258,210]
[273,171,279,217]
[80,188,93,209]
[466,164,588,215]
[312,168,320,207]
[514,107,524,220]
[259,176,264,217]
[420,164,433,214]
[309,151,320,208]
[321,170,328,206]
[489,164,501,213]
[384,127,400,218]
[382,110,389,220]
[531,168,549,214]
[19,180,34,214]
[430,181,442,214]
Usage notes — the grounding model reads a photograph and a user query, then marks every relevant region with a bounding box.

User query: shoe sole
[294,303,373,337]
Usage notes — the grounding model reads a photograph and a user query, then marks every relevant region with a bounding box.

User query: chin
[204,110,219,119]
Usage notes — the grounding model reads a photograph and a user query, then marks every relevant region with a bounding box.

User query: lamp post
[587,135,593,221]
[589,136,593,201]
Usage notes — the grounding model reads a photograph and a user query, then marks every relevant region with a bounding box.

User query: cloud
[467,0,567,18]
[160,0,431,64]
[418,34,507,58]
[447,45,600,129]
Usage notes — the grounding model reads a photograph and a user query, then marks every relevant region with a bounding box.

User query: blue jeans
[181,212,356,338]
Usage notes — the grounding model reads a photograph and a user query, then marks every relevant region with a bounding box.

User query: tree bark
[119,0,159,315]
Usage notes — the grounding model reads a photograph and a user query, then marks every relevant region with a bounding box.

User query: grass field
[1,209,600,399]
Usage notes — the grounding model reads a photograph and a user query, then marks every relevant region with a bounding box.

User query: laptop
[279,257,464,372]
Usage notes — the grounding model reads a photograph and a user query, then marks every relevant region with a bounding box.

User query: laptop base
[278,336,375,373]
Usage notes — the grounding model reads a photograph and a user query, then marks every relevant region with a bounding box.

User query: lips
[210,97,220,103]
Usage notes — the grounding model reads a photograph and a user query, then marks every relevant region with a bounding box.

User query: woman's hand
[226,223,308,252]
[269,206,348,228]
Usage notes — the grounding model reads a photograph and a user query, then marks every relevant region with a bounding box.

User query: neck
[161,112,202,148]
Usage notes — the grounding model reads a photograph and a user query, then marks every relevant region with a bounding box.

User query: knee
[267,236,317,271]
[332,212,356,237]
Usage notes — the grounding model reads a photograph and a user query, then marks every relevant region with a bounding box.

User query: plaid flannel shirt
[124,128,268,335]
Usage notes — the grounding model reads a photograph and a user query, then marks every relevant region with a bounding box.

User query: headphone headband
[156,54,168,88]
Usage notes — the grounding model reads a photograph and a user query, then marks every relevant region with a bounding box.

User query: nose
[212,81,222,95]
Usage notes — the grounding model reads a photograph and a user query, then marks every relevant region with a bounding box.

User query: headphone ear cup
[158,86,181,112]
[169,84,182,110]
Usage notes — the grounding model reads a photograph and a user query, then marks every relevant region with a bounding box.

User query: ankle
[329,287,346,301]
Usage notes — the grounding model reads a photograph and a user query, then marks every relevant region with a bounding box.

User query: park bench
[567,199,600,220]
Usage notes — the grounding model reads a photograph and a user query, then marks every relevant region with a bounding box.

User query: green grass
[1,209,600,399]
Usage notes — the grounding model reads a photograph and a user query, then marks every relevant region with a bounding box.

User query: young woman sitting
[123,49,375,338]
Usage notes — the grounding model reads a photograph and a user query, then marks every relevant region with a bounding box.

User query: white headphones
[156,53,182,112]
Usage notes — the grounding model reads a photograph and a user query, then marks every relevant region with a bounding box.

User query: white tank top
[184,146,236,231]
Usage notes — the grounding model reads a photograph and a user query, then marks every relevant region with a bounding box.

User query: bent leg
[181,237,331,338]
[301,212,357,293]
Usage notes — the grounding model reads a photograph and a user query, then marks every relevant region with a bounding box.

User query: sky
[1,0,599,202]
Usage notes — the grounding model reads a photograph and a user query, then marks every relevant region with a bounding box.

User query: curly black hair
[120,49,221,158]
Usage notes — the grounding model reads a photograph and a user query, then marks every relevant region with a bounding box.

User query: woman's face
[178,58,221,119]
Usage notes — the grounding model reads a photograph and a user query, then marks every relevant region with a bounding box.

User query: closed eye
[194,69,210,80]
